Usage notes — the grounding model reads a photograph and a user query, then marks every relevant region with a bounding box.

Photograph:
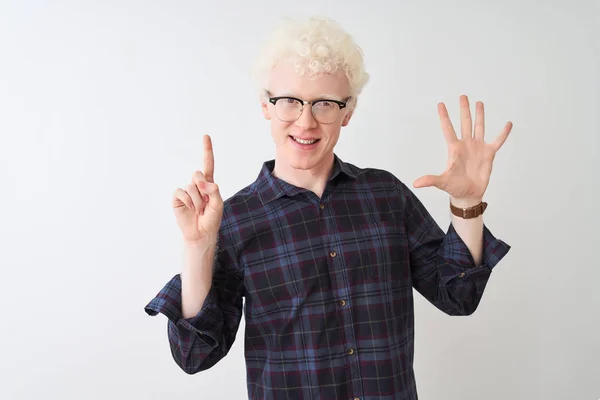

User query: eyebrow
[272,91,344,101]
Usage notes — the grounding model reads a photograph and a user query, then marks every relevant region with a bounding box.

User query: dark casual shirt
[145,154,510,399]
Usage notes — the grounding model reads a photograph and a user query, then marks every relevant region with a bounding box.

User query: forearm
[180,240,217,319]
[449,196,484,266]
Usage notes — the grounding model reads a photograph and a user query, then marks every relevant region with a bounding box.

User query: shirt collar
[255,153,358,205]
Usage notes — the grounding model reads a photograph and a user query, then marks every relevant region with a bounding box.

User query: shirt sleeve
[144,235,244,374]
[396,179,511,316]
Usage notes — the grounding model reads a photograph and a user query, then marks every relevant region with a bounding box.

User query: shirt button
[347,347,355,355]
[319,203,325,209]
[329,251,337,258]
[338,299,347,306]
[459,272,465,278]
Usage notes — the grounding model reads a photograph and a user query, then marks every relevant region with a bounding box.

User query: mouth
[289,135,321,146]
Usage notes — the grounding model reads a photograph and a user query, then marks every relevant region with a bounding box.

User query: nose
[295,105,318,129]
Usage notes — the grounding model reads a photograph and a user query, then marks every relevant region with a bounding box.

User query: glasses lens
[275,98,302,122]
[274,98,342,124]
[312,101,340,124]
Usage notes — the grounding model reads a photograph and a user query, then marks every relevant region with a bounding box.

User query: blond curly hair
[253,16,370,110]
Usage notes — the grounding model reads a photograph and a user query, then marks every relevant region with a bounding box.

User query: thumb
[413,174,442,189]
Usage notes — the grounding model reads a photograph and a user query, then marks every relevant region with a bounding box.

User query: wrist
[184,238,217,252]
[450,196,483,208]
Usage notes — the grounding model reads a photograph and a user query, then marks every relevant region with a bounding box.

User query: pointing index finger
[203,134,215,183]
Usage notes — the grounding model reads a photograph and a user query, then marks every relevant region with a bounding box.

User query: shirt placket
[319,196,364,400]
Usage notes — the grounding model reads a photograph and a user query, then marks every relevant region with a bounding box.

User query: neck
[272,153,334,199]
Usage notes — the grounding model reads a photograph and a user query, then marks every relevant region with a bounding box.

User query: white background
[1,1,598,399]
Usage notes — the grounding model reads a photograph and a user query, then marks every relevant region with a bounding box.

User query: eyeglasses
[266,91,351,124]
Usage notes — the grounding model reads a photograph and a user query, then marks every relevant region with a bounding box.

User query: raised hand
[413,95,513,206]
[172,135,224,245]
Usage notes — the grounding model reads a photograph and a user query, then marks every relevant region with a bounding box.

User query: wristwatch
[450,200,488,219]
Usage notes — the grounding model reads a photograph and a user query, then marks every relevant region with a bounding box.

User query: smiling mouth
[290,136,321,145]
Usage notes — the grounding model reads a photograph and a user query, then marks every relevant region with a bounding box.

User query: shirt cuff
[439,223,511,284]
[144,274,222,349]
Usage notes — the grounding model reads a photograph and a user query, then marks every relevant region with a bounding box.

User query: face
[261,59,353,173]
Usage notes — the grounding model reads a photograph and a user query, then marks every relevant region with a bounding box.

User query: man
[145,16,512,400]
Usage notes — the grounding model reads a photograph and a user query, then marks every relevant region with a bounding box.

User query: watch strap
[450,200,488,219]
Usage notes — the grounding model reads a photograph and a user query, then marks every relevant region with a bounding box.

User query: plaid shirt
[145,154,510,400]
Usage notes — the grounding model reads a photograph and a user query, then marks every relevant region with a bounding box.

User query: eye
[315,101,335,108]
[279,98,300,107]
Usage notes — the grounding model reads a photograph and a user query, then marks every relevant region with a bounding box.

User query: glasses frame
[266,91,352,124]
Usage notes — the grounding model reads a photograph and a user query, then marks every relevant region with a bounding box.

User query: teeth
[293,137,317,145]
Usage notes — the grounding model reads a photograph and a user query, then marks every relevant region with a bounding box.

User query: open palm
[414,95,513,205]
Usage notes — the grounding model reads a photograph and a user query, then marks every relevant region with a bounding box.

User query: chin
[289,156,316,170]
[282,149,317,169]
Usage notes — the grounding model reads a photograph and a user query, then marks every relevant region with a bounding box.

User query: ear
[260,94,271,121]
[341,110,353,127]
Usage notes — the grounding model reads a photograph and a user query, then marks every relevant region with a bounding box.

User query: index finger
[203,134,215,183]
[437,102,458,144]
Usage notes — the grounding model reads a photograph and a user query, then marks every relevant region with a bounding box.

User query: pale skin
[413,96,513,265]
[260,59,353,197]
[173,62,513,317]
[172,135,223,318]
